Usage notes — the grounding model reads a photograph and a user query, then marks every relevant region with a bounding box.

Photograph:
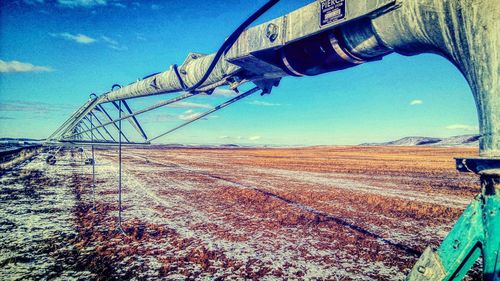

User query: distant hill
[360,134,479,147]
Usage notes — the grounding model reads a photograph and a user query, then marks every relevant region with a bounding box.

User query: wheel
[46,155,56,165]
[84,158,95,165]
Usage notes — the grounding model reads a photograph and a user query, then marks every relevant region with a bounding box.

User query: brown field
[0,146,480,280]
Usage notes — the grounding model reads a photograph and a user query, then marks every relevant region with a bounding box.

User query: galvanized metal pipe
[369,0,499,157]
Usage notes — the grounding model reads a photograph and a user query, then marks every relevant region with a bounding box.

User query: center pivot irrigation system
[45,0,499,279]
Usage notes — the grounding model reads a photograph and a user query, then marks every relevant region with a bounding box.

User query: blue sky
[0,0,479,145]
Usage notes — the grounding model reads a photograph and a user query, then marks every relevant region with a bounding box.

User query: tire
[46,155,56,165]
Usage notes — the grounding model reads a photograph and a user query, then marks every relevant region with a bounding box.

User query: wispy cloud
[100,35,118,45]
[142,113,176,123]
[410,99,423,106]
[50,32,96,44]
[112,2,125,8]
[101,35,127,51]
[57,0,108,8]
[135,33,146,41]
[212,88,237,97]
[0,100,73,114]
[248,100,281,107]
[50,32,127,50]
[446,124,478,132]
[0,60,53,73]
[178,110,202,121]
[151,4,161,10]
[219,135,262,141]
[23,0,44,5]
[167,102,212,109]
[24,0,136,9]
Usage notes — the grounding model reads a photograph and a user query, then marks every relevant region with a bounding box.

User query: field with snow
[0,146,481,280]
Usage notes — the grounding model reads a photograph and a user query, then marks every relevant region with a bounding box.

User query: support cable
[149,87,261,142]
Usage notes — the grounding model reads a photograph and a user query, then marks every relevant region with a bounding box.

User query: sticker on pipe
[319,0,346,27]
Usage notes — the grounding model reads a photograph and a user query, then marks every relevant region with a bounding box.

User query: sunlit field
[0,146,480,280]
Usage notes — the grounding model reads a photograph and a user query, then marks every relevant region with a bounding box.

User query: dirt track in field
[0,146,481,280]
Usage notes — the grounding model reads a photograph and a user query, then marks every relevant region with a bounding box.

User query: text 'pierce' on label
[319,0,346,27]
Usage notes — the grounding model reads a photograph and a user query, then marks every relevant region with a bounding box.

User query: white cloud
[100,35,118,45]
[23,0,44,4]
[24,0,127,8]
[143,113,175,123]
[410,99,423,106]
[135,33,146,41]
[248,136,261,141]
[108,44,128,51]
[178,110,204,121]
[0,60,53,73]
[167,102,213,109]
[112,2,125,8]
[50,32,96,44]
[212,88,236,97]
[219,136,229,139]
[101,35,127,51]
[57,0,107,8]
[446,124,478,132]
[248,100,281,107]
[0,100,73,114]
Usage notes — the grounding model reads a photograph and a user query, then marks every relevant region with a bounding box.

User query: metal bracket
[455,157,500,175]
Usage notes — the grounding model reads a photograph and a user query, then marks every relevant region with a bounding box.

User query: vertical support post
[481,174,500,281]
[117,100,124,233]
[91,113,96,210]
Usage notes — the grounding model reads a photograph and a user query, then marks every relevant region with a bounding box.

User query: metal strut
[89,111,116,142]
[96,104,130,142]
[111,100,148,141]
[84,116,107,141]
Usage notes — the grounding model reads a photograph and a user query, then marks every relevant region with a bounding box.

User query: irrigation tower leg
[117,100,125,234]
[407,160,500,281]
[91,113,96,210]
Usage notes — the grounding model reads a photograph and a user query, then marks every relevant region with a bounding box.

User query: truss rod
[48,98,94,140]
[77,123,93,140]
[80,121,104,141]
[83,116,108,141]
[96,104,130,142]
[60,140,150,146]
[149,87,260,142]
[89,111,117,142]
[51,98,100,140]
[64,92,199,139]
[111,100,148,140]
